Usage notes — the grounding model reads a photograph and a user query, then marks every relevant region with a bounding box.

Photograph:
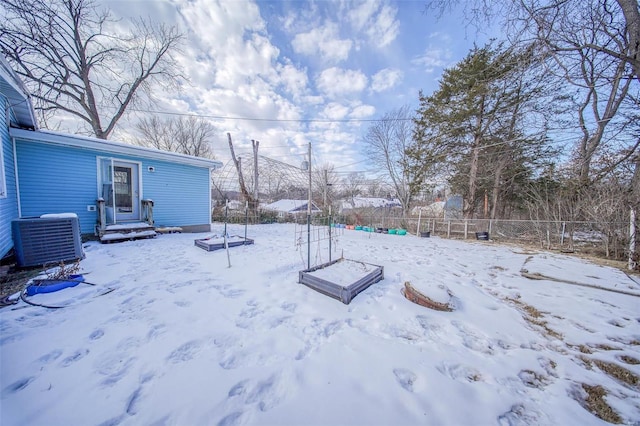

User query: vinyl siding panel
[16,141,98,234]
[15,139,211,234]
[0,95,19,258]
[142,162,211,227]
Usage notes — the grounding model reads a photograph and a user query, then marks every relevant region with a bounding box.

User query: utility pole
[252,139,259,221]
[630,206,637,271]
[307,142,312,269]
[323,169,328,210]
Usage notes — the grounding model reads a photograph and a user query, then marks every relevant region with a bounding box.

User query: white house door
[113,161,140,221]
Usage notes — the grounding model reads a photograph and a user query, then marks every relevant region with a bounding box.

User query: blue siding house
[0,56,36,260]
[1,56,222,259]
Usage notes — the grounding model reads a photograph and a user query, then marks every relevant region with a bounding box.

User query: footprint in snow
[393,368,417,392]
[518,369,551,389]
[239,306,263,319]
[280,302,297,313]
[607,318,626,327]
[436,362,483,383]
[89,329,105,340]
[117,336,143,351]
[217,339,284,370]
[217,411,246,426]
[228,379,251,397]
[126,387,143,415]
[60,348,89,367]
[268,316,292,329]
[210,284,245,298]
[165,280,195,293]
[2,377,35,397]
[147,323,167,340]
[497,403,547,425]
[236,308,264,329]
[227,373,289,413]
[35,349,63,367]
[0,333,23,345]
[295,319,344,360]
[451,320,495,355]
[246,377,281,412]
[15,314,49,328]
[167,340,202,364]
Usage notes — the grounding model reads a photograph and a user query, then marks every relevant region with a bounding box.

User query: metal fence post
[630,207,636,271]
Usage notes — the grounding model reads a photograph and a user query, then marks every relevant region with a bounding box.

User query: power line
[129,107,413,123]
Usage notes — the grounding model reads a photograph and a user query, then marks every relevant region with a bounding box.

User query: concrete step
[99,222,157,243]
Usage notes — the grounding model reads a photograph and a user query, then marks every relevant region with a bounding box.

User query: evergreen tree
[410,42,552,218]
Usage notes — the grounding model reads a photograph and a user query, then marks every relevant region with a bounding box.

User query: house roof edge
[9,127,223,169]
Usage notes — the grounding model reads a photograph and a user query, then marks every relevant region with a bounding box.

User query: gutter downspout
[11,136,21,217]
[209,168,213,229]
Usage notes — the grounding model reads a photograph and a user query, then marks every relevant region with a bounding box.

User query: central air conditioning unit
[12,215,84,268]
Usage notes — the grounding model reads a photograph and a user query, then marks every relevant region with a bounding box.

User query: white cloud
[350,104,376,118]
[276,63,309,98]
[173,0,279,90]
[316,67,368,98]
[370,68,403,92]
[412,33,454,73]
[322,102,350,120]
[348,1,379,30]
[301,95,324,105]
[281,11,297,33]
[348,1,399,48]
[412,47,452,73]
[96,1,412,171]
[318,100,375,121]
[306,124,362,163]
[366,4,399,48]
[279,3,321,34]
[291,22,353,63]
[149,0,317,165]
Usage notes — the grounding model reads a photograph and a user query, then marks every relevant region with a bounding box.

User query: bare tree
[262,167,286,200]
[523,0,636,186]
[341,172,365,205]
[312,164,339,211]
[135,116,216,158]
[227,133,259,216]
[366,178,385,198]
[0,0,184,138]
[363,105,416,217]
[426,1,638,206]
[616,0,640,82]
[427,0,640,83]
[582,179,630,258]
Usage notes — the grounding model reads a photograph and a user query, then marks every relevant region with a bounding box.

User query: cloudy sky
[104,0,498,172]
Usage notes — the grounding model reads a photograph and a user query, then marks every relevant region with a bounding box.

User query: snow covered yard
[1,223,639,425]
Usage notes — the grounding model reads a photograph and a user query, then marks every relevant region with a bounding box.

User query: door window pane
[114,166,132,212]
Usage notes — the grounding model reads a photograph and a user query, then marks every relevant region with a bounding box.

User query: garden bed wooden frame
[298,258,384,304]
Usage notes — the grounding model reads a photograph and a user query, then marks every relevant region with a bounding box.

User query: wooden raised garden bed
[194,235,254,252]
[298,258,384,304]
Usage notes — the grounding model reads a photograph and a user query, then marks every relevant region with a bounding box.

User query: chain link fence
[212,208,631,263]
[329,212,631,262]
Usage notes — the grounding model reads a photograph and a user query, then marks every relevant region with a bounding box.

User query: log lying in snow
[520,270,640,297]
[402,281,454,311]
